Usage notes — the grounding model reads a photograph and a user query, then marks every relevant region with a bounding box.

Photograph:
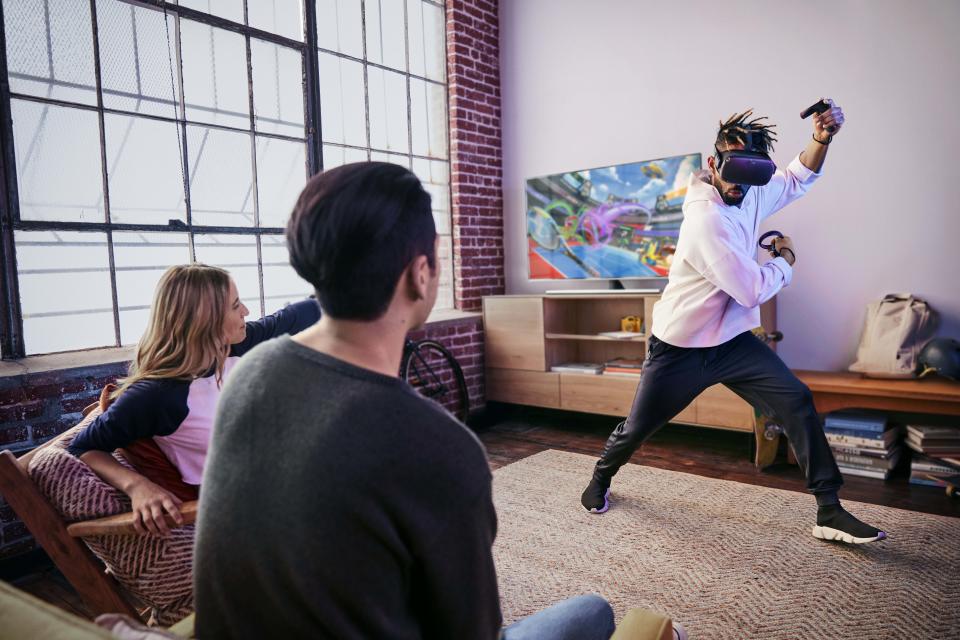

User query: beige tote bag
[849,293,938,378]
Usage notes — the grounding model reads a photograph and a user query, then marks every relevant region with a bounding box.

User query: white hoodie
[650,154,820,347]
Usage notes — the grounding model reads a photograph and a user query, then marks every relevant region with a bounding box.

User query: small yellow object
[620,315,642,332]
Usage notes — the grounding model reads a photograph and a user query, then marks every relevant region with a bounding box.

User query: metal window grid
[0,0,452,358]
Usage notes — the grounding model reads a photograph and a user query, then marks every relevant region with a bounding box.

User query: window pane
[104,113,186,224]
[406,0,444,82]
[16,231,115,355]
[192,234,262,317]
[179,0,244,23]
[10,100,104,223]
[97,0,180,118]
[322,144,367,169]
[318,52,366,147]
[112,232,191,345]
[256,136,306,228]
[364,0,405,71]
[187,126,255,227]
[436,233,453,311]
[410,78,447,158]
[316,0,362,58]
[370,151,408,167]
[367,67,408,153]
[3,0,97,105]
[261,235,312,308]
[247,0,304,41]
[412,157,449,235]
[180,20,250,129]
[251,40,305,137]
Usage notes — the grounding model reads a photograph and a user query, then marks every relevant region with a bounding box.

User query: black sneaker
[581,478,611,514]
[812,504,887,544]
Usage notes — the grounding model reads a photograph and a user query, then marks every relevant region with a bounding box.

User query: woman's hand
[127,478,184,536]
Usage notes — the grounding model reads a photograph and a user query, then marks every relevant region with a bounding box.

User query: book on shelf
[835,449,902,471]
[825,425,902,449]
[829,444,899,459]
[838,464,890,480]
[905,438,960,457]
[906,424,960,440]
[597,331,644,340]
[824,410,888,433]
[550,363,604,374]
[604,357,644,369]
[911,454,960,475]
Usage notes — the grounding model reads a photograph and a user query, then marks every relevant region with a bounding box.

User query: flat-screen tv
[525,152,701,280]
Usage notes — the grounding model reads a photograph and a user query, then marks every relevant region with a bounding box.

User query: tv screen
[525,152,701,280]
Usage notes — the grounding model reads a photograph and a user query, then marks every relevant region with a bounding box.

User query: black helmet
[917,338,960,381]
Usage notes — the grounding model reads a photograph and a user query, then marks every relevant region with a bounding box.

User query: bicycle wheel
[401,340,470,423]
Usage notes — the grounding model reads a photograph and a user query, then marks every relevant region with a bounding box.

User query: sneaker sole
[812,525,887,544]
[585,488,611,514]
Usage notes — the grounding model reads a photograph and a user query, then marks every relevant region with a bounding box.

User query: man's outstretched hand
[814,98,844,142]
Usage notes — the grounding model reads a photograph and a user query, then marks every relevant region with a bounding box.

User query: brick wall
[447,0,504,311]
[0,362,128,560]
[407,315,484,416]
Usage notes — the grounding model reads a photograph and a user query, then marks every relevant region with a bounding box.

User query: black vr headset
[714,131,776,186]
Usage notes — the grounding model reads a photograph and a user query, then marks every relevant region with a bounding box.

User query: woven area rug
[492,450,960,639]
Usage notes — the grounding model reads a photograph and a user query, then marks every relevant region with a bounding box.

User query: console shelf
[483,293,778,465]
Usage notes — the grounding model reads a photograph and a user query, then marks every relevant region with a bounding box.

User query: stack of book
[909,453,960,488]
[549,362,603,375]
[823,411,903,480]
[905,424,960,462]
[602,357,644,377]
[905,424,960,487]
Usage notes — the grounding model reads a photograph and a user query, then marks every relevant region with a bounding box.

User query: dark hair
[286,162,436,320]
[715,109,778,155]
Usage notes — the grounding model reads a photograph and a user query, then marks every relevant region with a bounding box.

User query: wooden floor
[478,405,960,518]
[4,405,958,620]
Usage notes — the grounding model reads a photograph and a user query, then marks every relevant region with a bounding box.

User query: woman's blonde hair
[116,264,233,396]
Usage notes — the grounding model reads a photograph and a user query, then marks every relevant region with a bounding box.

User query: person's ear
[406,254,430,301]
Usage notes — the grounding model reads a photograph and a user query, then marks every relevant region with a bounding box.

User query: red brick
[31,419,73,440]
[61,395,100,414]
[0,400,45,423]
[0,426,28,446]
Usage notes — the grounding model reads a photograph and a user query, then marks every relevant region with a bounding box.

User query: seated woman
[67,263,320,535]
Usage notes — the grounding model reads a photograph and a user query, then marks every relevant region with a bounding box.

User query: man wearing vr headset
[582,101,887,545]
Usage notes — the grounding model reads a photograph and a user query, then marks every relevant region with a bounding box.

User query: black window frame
[0,0,451,359]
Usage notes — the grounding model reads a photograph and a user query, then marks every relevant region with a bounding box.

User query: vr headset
[714,131,776,186]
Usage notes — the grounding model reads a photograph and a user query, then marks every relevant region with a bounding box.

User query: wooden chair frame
[0,448,197,619]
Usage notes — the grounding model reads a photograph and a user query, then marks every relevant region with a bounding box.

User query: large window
[0,0,451,357]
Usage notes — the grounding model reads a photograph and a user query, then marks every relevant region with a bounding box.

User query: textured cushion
[27,409,194,626]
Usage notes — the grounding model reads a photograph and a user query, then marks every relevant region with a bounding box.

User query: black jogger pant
[592,331,843,496]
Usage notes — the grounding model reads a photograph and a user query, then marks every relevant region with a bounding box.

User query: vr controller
[800,99,837,133]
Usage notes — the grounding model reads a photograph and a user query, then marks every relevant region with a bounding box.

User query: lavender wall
[500,0,960,371]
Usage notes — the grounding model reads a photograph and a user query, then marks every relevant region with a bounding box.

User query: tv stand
[482,293,778,467]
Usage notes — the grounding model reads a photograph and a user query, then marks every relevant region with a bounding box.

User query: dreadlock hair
[715,109,778,154]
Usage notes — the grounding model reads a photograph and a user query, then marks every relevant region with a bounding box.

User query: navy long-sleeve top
[67,299,321,484]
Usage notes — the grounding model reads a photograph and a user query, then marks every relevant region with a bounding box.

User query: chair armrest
[66,501,198,537]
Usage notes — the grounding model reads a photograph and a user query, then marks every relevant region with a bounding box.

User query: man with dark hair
[194,162,618,639]
[581,101,887,545]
